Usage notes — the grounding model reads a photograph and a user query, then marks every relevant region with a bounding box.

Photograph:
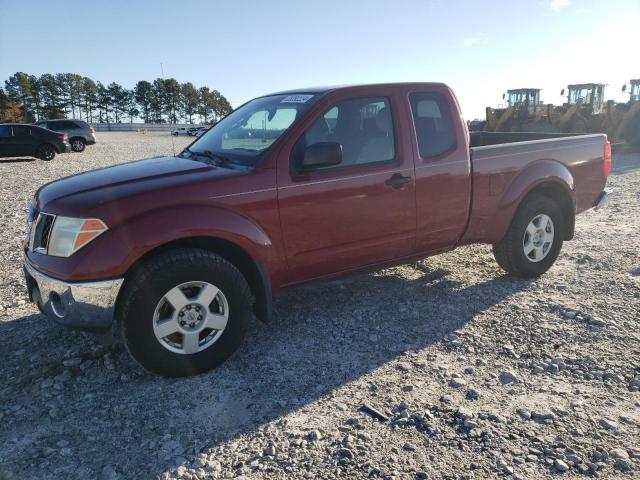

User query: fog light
[50,292,66,318]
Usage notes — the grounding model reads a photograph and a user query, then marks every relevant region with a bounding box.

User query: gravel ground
[0,133,638,480]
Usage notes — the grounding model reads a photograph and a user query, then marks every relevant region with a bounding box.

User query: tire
[36,144,56,161]
[492,194,564,278]
[70,138,86,152]
[118,248,253,377]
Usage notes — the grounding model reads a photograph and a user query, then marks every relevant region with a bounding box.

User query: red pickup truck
[23,83,610,376]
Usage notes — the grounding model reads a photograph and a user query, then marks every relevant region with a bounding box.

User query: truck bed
[462,133,608,244]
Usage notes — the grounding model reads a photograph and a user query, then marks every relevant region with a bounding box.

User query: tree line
[0,72,232,125]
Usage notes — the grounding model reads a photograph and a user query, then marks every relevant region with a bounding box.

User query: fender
[49,205,284,287]
[489,159,575,243]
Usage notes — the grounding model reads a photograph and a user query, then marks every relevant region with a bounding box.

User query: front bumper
[24,259,123,332]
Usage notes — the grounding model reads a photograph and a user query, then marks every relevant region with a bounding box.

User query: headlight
[48,217,108,257]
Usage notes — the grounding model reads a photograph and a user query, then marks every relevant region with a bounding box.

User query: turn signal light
[73,219,108,251]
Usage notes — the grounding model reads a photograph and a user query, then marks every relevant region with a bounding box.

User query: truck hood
[36,156,239,214]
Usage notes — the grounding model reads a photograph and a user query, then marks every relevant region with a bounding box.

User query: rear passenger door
[10,126,37,157]
[276,89,417,284]
[407,88,471,253]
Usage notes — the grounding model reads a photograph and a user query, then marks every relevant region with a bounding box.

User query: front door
[277,90,417,284]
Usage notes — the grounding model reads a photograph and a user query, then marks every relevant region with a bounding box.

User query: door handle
[385,174,412,188]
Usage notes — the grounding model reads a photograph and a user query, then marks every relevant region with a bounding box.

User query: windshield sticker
[281,94,314,104]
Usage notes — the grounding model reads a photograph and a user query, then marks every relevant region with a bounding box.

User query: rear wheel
[36,144,55,161]
[70,138,86,152]
[492,194,565,277]
[118,248,253,377]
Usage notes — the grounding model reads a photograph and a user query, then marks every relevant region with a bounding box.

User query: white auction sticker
[281,94,314,103]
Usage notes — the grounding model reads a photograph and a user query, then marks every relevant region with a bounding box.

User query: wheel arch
[520,182,575,240]
[116,236,273,332]
[491,160,576,242]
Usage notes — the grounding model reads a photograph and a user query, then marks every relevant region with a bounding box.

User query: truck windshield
[189,93,318,166]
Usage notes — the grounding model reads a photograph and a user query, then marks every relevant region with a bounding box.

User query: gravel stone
[498,370,520,385]
[554,459,570,472]
[599,418,619,430]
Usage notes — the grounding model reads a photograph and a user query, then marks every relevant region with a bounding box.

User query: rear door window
[50,121,73,130]
[409,92,455,158]
[0,125,11,138]
[12,126,31,137]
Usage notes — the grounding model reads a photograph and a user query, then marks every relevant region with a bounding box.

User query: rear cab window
[409,92,455,159]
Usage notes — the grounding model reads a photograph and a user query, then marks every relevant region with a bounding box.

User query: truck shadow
[0,262,532,478]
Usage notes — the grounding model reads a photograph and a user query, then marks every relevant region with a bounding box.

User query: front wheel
[36,144,56,161]
[492,194,565,277]
[118,248,253,377]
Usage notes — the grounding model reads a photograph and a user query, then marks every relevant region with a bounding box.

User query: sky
[1,0,638,119]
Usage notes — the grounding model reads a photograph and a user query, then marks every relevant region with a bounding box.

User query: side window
[50,121,71,131]
[409,92,455,158]
[0,126,11,138]
[13,126,31,137]
[292,96,395,170]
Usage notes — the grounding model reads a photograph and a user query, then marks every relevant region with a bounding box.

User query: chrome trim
[24,258,123,331]
[595,189,611,211]
[29,212,56,253]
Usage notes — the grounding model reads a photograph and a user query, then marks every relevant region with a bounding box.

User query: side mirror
[301,142,342,170]
[502,93,506,100]
[622,84,627,92]
[560,88,565,96]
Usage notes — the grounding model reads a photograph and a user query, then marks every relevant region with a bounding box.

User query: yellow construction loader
[614,79,640,147]
[485,89,557,132]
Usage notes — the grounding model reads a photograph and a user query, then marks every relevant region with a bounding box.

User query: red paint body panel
[26,83,609,296]
[461,134,607,244]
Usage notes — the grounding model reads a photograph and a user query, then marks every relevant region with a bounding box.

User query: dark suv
[0,124,70,160]
[34,119,96,152]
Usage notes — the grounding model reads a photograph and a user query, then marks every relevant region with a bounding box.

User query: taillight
[57,133,67,141]
[89,127,95,134]
[603,141,611,177]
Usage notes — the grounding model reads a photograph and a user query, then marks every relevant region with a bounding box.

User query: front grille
[31,213,56,252]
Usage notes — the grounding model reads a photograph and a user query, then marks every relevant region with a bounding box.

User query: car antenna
[162,61,176,157]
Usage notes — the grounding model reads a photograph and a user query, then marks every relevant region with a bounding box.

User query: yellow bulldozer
[485,88,557,132]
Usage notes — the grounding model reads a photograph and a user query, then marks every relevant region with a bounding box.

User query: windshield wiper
[185,149,235,168]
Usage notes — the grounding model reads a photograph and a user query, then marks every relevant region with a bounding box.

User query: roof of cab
[264,82,448,97]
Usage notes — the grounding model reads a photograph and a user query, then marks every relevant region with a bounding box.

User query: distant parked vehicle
[172,127,190,136]
[0,124,70,161]
[194,128,207,137]
[34,119,96,153]
[187,127,201,136]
